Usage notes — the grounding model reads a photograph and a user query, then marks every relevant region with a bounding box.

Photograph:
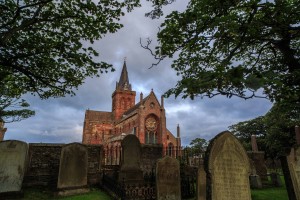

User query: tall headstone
[205,131,251,200]
[286,125,300,200]
[119,134,143,184]
[0,121,7,141]
[251,134,258,152]
[156,156,181,200]
[197,161,206,200]
[0,140,28,196]
[57,143,89,196]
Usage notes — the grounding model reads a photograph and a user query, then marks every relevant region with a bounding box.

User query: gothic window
[168,143,174,157]
[145,115,158,144]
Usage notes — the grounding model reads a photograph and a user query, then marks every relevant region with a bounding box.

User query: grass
[22,187,111,200]
[22,177,289,200]
[251,187,289,200]
[251,175,288,200]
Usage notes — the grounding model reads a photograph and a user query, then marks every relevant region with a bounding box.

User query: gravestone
[287,146,300,200]
[197,161,206,200]
[156,156,181,200]
[248,134,268,183]
[205,131,251,200]
[118,134,143,184]
[57,143,89,196]
[0,140,28,196]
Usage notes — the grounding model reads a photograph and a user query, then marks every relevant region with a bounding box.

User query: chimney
[140,92,143,103]
[161,95,164,108]
[177,124,180,138]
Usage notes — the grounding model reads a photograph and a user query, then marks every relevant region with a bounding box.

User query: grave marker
[119,134,143,184]
[57,143,89,196]
[205,131,251,200]
[156,156,181,200]
[0,140,28,195]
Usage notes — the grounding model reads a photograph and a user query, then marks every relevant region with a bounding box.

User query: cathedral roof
[116,61,132,91]
[85,110,113,122]
[122,90,159,117]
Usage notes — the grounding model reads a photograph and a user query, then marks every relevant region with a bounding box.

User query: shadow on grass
[23,187,111,200]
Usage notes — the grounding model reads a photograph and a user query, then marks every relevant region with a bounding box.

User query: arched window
[168,143,174,157]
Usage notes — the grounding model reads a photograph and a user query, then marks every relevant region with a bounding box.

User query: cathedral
[82,61,181,161]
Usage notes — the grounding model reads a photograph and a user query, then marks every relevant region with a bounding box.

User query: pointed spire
[116,60,131,91]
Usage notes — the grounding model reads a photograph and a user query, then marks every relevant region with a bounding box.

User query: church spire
[116,60,131,91]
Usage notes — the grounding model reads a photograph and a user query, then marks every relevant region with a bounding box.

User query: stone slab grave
[287,126,300,200]
[0,140,28,197]
[57,143,89,196]
[156,156,181,200]
[287,146,300,199]
[197,160,206,200]
[205,131,251,200]
[118,134,143,184]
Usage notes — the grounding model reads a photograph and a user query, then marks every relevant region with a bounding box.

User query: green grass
[23,182,289,200]
[251,175,288,200]
[23,187,111,200]
[251,187,288,200]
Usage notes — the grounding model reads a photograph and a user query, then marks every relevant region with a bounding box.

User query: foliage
[0,84,34,123]
[229,116,266,152]
[0,0,141,99]
[0,0,141,122]
[142,0,300,107]
[229,102,300,159]
[189,137,208,155]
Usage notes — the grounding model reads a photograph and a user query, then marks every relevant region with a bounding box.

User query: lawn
[22,184,289,200]
[22,187,111,200]
[251,187,289,200]
[251,175,288,200]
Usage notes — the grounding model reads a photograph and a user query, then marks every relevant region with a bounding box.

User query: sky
[4,1,273,146]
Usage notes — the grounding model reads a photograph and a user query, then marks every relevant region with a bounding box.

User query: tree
[189,137,208,156]
[0,0,141,122]
[0,0,141,98]
[142,0,300,107]
[229,102,300,159]
[229,116,266,152]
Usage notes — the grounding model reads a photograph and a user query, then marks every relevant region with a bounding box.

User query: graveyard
[1,129,298,200]
[1,63,299,200]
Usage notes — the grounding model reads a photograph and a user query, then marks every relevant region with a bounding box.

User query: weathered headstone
[287,146,300,200]
[0,121,7,141]
[156,156,181,200]
[57,143,89,196]
[197,161,206,200]
[205,131,251,200]
[251,134,258,152]
[0,140,28,196]
[249,134,268,184]
[119,134,143,184]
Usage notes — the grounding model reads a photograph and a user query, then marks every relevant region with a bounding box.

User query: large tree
[142,0,300,106]
[0,0,141,122]
[229,102,300,159]
[229,116,266,152]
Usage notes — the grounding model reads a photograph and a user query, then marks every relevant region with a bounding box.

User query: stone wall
[23,143,102,188]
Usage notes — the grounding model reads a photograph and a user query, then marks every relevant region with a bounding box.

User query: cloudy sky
[5,1,273,146]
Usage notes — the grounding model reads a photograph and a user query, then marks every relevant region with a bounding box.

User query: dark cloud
[4,1,273,146]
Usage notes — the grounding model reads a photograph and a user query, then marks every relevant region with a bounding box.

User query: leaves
[145,0,300,104]
[0,0,140,122]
